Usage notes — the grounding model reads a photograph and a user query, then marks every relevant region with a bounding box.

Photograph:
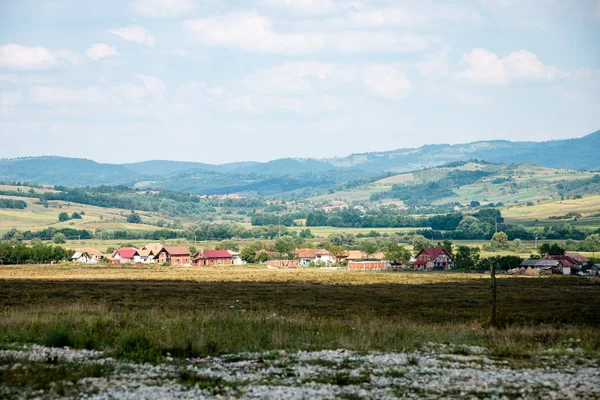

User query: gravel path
[1,345,599,399]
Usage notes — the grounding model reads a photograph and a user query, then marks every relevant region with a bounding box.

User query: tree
[216,240,239,252]
[255,251,271,263]
[359,240,378,260]
[438,240,453,256]
[490,232,509,249]
[539,242,565,256]
[454,245,481,270]
[329,245,347,264]
[299,229,314,239]
[470,200,480,208]
[411,235,432,254]
[52,233,67,244]
[71,212,82,219]
[274,237,296,259]
[58,212,70,222]
[383,242,411,265]
[127,211,142,224]
[240,247,256,263]
[581,234,600,258]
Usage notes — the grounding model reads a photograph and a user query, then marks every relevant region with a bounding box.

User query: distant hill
[1,130,598,196]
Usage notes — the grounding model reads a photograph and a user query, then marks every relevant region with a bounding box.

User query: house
[343,250,386,263]
[193,250,233,266]
[137,249,155,264]
[230,251,244,265]
[163,246,191,265]
[111,248,140,264]
[142,243,166,263]
[590,264,600,276]
[413,248,453,270]
[71,248,104,264]
[296,249,335,266]
[542,253,588,275]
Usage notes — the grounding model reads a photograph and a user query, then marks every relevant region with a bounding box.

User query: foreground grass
[1,265,599,362]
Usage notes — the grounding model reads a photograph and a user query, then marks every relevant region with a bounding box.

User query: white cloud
[29,86,108,105]
[184,12,324,54]
[86,44,119,60]
[183,12,436,54]
[29,75,166,105]
[457,48,562,85]
[242,62,356,94]
[0,90,24,106]
[363,64,411,99]
[109,25,156,47]
[0,44,58,70]
[346,3,484,28]
[54,50,84,65]
[455,90,491,106]
[258,0,337,15]
[131,0,199,17]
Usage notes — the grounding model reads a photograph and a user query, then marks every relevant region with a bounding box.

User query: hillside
[0,130,598,196]
[312,162,600,208]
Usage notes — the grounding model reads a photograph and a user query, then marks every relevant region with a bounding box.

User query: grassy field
[289,226,420,238]
[1,265,599,364]
[0,194,171,234]
[502,194,600,223]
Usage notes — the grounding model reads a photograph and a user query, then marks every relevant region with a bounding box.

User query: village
[69,243,597,276]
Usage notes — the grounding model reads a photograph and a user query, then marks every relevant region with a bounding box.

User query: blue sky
[0,0,599,164]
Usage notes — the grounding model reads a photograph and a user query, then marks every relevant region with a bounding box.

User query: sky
[0,0,599,165]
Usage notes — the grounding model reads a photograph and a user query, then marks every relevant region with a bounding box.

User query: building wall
[268,260,298,268]
[348,261,387,270]
[195,258,233,266]
[170,256,190,265]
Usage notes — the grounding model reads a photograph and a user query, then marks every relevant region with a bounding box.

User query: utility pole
[490,260,497,327]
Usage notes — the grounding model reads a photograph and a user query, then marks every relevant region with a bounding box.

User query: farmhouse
[111,248,140,264]
[413,248,453,270]
[229,251,244,265]
[193,250,233,266]
[142,243,166,263]
[296,249,335,266]
[542,253,588,275]
[71,248,104,264]
[137,249,155,264]
[163,246,191,265]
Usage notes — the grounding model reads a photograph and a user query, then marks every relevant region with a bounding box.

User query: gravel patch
[1,345,599,399]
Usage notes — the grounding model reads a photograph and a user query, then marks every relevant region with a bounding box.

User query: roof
[414,248,452,264]
[115,248,139,259]
[142,243,164,254]
[199,250,232,259]
[521,260,562,268]
[72,252,85,259]
[344,250,386,261]
[543,253,588,266]
[73,248,102,257]
[138,249,152,257]
[297,248,330,259]
[164,246,191,256]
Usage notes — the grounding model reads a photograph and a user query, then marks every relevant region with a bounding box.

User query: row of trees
[0,199,27,209]
[0,243,74,265]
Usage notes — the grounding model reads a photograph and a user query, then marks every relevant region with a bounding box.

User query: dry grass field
[1,264,599,364]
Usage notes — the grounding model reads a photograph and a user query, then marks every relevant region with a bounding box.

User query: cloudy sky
[0,0,599,164]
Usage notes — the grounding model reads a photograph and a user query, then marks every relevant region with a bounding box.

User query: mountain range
[1,130,599,197]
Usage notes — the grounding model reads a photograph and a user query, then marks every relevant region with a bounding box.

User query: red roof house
[111,248,140,264]
[193,250,233,266]
[162,246,191,265]
[413,248,453,270]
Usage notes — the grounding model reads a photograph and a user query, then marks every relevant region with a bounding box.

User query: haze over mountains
[1,131,599,197]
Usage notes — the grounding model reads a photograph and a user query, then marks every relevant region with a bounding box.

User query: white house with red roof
[111,248,141,264]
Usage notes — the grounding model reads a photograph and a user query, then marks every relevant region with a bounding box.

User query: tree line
[0,243,74,265]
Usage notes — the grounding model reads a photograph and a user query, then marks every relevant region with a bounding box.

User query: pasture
[1,265,599,363]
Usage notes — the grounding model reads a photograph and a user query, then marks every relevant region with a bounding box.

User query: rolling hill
[0,130,598,197]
